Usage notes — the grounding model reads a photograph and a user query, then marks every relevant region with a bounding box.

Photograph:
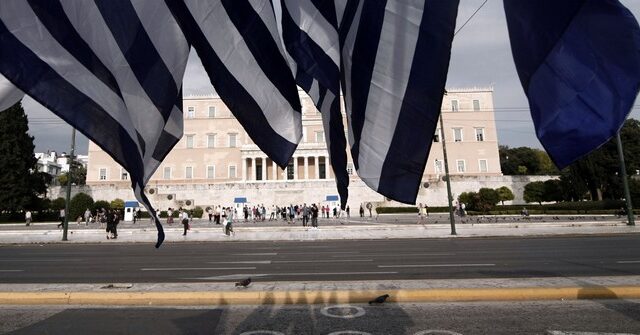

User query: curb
[1,286,639,305]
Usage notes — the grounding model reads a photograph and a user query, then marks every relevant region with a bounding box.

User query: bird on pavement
[368,294,390,305]
[235,277,251,288]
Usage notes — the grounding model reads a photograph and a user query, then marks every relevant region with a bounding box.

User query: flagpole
[439,111,457,235]
[616,132,635,226]
[62,128,76,241]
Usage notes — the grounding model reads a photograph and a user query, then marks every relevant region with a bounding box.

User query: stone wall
[48,175,556,210]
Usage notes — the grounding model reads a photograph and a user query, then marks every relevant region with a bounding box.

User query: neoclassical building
[86,87,502,208]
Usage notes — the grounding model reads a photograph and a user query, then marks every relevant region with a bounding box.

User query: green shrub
[110,198,124,210]
[92,200,111,212]
[192,206,204,218]
[69,193,94,221]
[50,197,66,211]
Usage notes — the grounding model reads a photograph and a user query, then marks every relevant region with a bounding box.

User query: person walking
[346,205,350,218]
[112,210,120,239]
[208,207,213,223]
[106,209,114,239]
[302,203,309,227]
[214,206,221,225]
[25,210,32,226]
[180,208,190,236]
[311,204,318,228]
[359,205,364,218]
[225,207,235,236]
[57,208,65,229]
[84,208,92,226]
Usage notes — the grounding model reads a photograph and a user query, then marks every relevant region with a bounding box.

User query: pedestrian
[311,203,318,228]
[84,208,91,226]
[106,209,115,239]
[302,203,309,227]
[208,207,213,223]
[346,205,350,218]
[57,208,65,229]
[25,210,32,226]
[76,215,82,226]
[132,208,137,224]
[359,205,364,218]
[167,208,173,225]
[270,205,276,221]
[112,210,120,239]
[215,205,221,225]
[417,203,425,224]
[225,207,235,236]
[333,206,337,218]
[180,208,190,236]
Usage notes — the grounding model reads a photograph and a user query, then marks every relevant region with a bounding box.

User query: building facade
[86,88,501,207]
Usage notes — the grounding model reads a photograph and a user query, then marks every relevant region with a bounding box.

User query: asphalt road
[1,300,639,334]
[0,235,639,283]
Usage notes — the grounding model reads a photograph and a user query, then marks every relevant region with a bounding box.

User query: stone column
[242,157,247,181]
[293,156,298,180]
[250,157,256,181]
[261,157,267,181]
[304,156,309,180]
[272,160,277,180]
[325,155,330,178]
[315,156,320,179]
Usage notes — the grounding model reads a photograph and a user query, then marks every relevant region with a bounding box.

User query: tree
[499,146,560,176]
[57,161,86,186]
[524,181,546,205]
[496,186,515,205]
[92,200,111,212]
[0,101,49,212]
[110,198,124,210]
[477,188,500,212]
[51,197,66,211]
[69,193,93,221]
[543,179,563,203]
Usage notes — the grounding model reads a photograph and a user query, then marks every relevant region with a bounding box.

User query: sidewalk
[0,215,637,244]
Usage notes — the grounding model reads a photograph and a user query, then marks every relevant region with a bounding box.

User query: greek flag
[0,1,189,247]
[505,0,640,168]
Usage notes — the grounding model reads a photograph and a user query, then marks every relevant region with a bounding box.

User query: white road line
[0,259,83,262]
[272,259,373,263]
[208,261,272,264]
[378,263,495,268]
[332,253,455,258]
[548,331,637,335]
[0,270,24,272]
[141,267,257,271]
[616,260,640,264]
[233,253,278,256]
[191,271,398,280]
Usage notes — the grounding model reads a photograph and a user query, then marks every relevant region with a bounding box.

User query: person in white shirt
[180,208,190,236]
[25,210,32,226]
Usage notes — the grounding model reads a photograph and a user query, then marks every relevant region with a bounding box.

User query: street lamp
[440,90,456,235]
[62,128,76,241]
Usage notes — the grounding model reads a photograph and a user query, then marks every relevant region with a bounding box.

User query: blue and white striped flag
[0,1,190,247]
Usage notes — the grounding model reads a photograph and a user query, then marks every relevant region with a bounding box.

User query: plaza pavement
[1,214,638,305]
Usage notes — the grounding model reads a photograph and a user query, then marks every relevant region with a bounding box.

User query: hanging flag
[276,0,349,208]
[341,0,459,204]
[165,0,303,167]
[0,1,190,247]
[0,74,23,111]
[504,0,640,168]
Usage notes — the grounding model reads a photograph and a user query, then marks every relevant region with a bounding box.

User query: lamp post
[62,128,76,241]
[439,112,456,235]
[615,132,635,226]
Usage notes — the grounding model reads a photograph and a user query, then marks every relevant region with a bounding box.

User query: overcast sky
[22,0,640,155]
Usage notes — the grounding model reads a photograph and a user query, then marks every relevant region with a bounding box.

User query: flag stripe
[378,1,458,203]
[27,0,122,100]
[310,0,338,27]
[347,1,387,171]
[0,19,145,185]
[166,0,299,166]
[95,0,177,121]
[281,1,340,93]
[221,0,300,111]
[284,0,340,67]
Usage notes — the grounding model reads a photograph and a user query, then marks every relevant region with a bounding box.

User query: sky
[21,0,640,155]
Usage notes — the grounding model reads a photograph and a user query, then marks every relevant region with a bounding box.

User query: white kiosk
[124,200,139,222]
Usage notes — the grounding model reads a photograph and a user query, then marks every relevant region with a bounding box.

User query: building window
[120,170,128,181]
[286,160,294,180]
[475,128,485,142]
[207,134,216,148]
[228,133,237,148]
[456,160,466,173]
[163,167,171,180]
[208,106,216,118]
[229,165,237,178]
[473,99,480,111]
[433,128,441,142]
[185,166,193,179]
[451,100,459,112]
[347,163,354,175]
[319,160,326,179]
[453,128,463,142]
[316,131,325,143]
[479,159,488,173]
[207,165,215,179]
[187,106,195,119]
[186,135,194,148]
[435,159,443,174]
[256,161,263,181]
[99,168,107,180]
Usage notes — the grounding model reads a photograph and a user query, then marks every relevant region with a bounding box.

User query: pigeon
[235,277,251,288]
[368,294,390,305]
